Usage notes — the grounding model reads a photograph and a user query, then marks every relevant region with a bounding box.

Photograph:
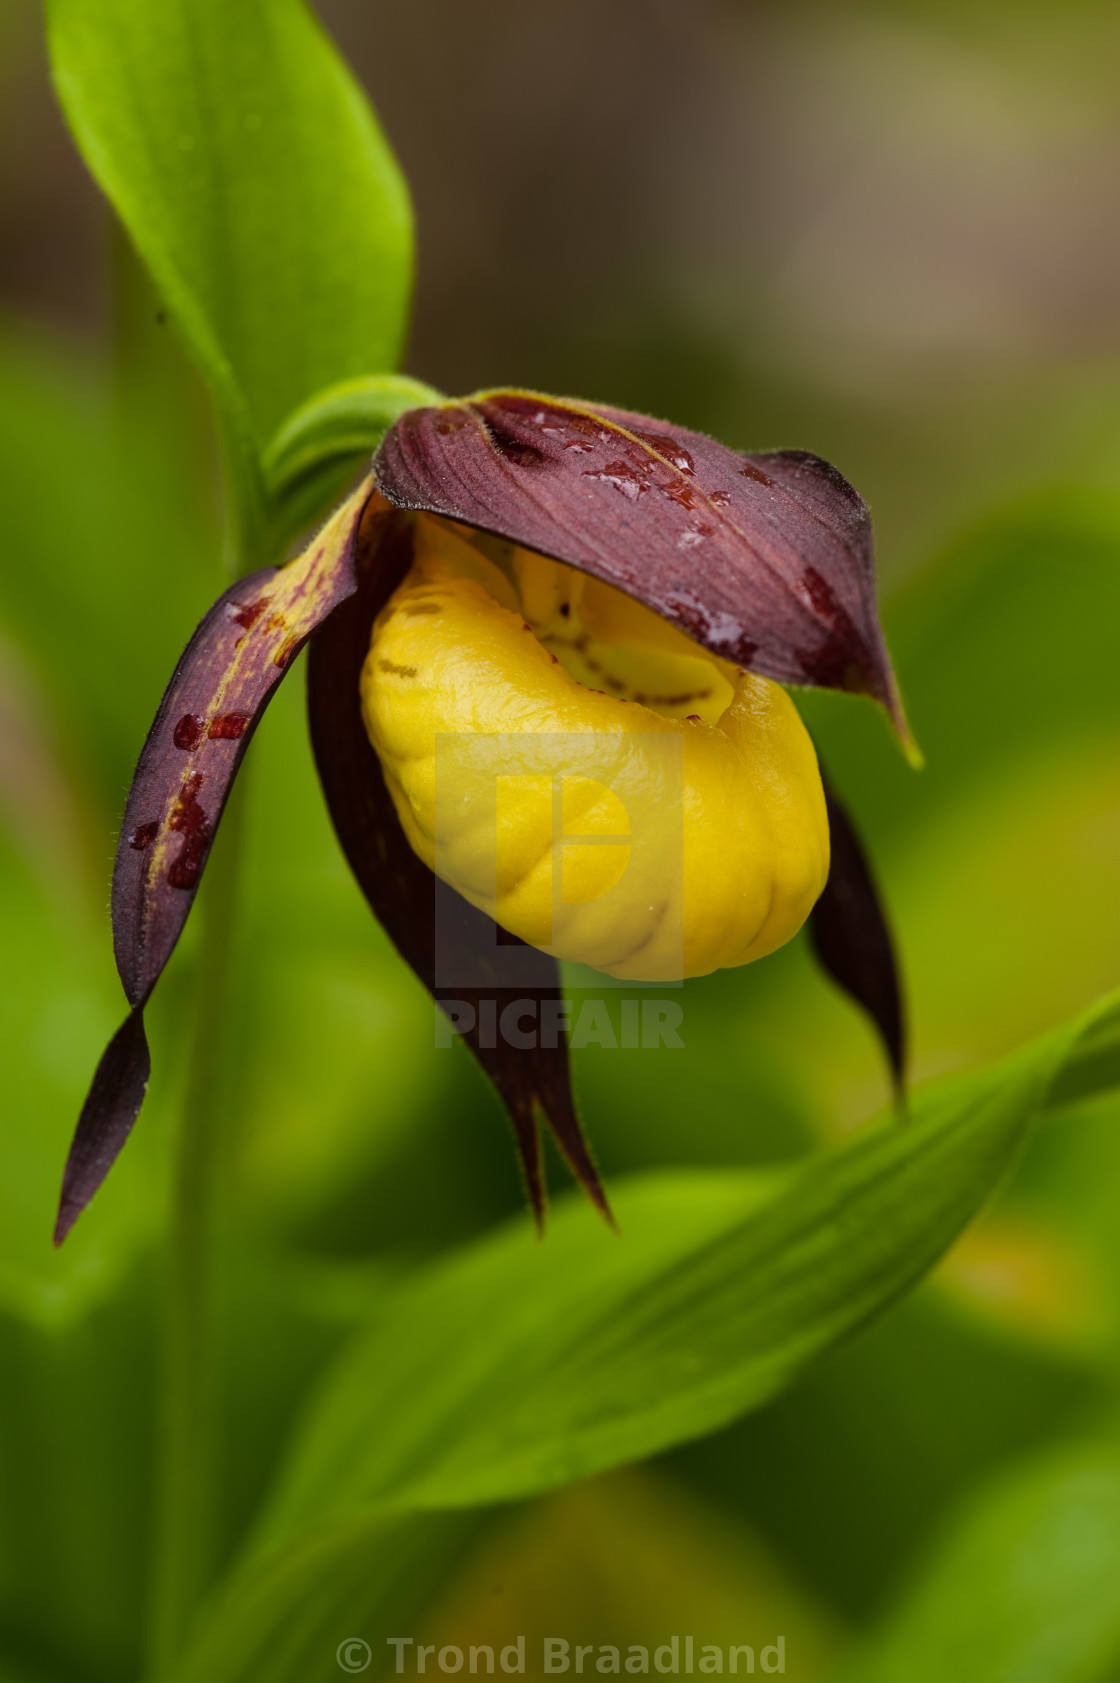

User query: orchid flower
[57,390,911,1242]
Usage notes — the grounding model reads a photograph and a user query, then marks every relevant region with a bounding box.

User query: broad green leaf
[667,1284,1105,1627]
[47,0,413,553]
[1048,1004,1120,1111]
[163,1510,487,1683]
[257,989,1120,1537]
[839,1440,1120,1683]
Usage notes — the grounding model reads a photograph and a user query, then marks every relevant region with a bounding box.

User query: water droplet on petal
[583,460,650,501]
[678,522,714,550]
[630,430,695,474]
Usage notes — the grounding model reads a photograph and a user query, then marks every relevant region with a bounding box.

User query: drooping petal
[374,391,914,751]
[54,1010,150,1246]
[56,478,379,1243]
[307,509,611,1228]
[809,780,906,1094]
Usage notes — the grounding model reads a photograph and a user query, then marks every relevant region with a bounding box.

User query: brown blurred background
[5,0,1120,575]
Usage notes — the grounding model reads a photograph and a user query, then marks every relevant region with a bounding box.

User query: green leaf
[262,374,442,553]
[47,0,413,553]
[1047,1004,1120,1112]
[163,1510,487,1683]
[257,989,1120,1537]
[840,1440,1120,1683]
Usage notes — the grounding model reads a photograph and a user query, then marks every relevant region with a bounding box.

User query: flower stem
[147,779,248,1672]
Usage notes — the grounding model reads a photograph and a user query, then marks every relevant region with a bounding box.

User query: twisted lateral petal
[374,391,913,750]
[54,1012,151,1246]
[809,781,906,1093]
[56,478,379,1244]
[307,511,610,1228]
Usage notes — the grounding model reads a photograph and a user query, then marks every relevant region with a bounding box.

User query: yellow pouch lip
[361,528,830,982]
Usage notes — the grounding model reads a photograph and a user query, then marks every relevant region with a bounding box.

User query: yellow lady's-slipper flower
[61,389,910,1239]
[362,514,829,981]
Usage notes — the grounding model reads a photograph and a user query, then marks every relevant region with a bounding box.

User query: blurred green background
[1,0,1120,1679]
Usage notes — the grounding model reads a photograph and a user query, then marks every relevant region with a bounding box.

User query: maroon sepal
[809,781,906,1095]
[307,508,611,1230]
[374,390,913,751]
[56,480,377,1243]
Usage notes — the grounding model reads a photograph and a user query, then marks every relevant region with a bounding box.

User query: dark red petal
[809,780,906,1094]
[374,391,912,749]
[307,510,611,1229]
[56,480,378,1242]
[54,1010,149,1246]
[112,482,377,1010]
